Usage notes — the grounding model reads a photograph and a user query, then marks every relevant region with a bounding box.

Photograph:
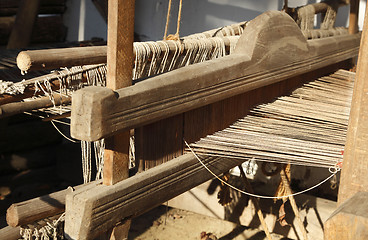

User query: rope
[163,0,183,40]
[163,0,173,40]
[184,139,340,200]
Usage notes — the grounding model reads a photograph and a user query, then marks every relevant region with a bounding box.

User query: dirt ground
[129,205,290,240]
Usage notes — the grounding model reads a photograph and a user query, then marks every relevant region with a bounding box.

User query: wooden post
[328,4,368,238]
[325,192,368,239]
[338,2,368,205]
[7,0,40,49]
[349,0,360,35]
[103,0,135,239]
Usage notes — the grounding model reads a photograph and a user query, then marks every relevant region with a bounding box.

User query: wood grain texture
[71,11,361,142]
[6,181,98,227]
[64,154,244,240]
[16,47,107,72]
[325,192,368,239]
[103,0,135,187]
[338,3,368,205]
[0,226,21,240]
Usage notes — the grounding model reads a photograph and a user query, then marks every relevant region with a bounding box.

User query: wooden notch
[70,11,361,142]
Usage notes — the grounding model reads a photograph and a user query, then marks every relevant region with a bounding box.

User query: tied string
[163,0,183,40]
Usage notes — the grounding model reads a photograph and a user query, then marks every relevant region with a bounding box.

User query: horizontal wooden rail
[71,11,361,141]
[65,153,243,240]
[6,182,97,227]
[16,36,238,72]
[16,28,349,72]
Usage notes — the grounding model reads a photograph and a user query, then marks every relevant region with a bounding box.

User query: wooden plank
[325,192,368,239]
[71,11,361,142]
[101,0,135,239]
[338,3,368,204]
[64,153,244,240]
[6,0,40,49]
[103,0,135,185]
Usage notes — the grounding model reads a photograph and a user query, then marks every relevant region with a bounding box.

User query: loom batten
[70,11,360,142]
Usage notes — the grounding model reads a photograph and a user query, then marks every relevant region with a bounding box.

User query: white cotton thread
[184,139,339,200]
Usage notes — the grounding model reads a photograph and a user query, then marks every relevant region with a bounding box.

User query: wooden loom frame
[1,1,366,238]
[65,9,362,239]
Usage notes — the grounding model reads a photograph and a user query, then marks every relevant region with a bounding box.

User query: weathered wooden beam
[6,183,98,227]
[338,2,368,205]
[325,192,368,239]
[102,0,135,239]
[71,11,361,142]
[6,0,40,49]
[64,153,242,240]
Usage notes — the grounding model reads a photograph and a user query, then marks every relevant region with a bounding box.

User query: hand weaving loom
[0,2,363,239]
[65,10,360,239]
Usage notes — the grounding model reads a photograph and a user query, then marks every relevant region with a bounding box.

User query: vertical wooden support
[338,2,368,205]
[348,0,360,34]
[104,0,135,186]
[329,6,368,239]
[7,0,40,49]
[103,0,135,239]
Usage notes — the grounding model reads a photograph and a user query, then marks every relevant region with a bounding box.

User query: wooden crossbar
[70,11,360,142]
